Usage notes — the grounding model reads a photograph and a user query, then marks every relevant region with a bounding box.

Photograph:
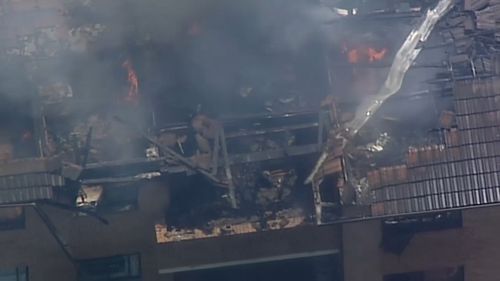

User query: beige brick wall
[344,206,500,281]
[0,182,168,281]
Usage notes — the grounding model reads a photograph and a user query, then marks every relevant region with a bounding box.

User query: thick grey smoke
[0,0,342,109]
[0,0,426,159]
[48,0,338,117]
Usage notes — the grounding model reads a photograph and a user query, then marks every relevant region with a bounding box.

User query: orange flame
[122,59,139,105]
[368,47,387,62]
[348,49,361,64]
[344,45,387,64]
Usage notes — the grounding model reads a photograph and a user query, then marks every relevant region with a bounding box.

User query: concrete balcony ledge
[156,224,341,274]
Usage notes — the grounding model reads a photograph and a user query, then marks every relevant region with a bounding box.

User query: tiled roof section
[370,77,500,216]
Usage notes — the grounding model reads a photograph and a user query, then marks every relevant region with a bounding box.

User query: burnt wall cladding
[370,77,500,215]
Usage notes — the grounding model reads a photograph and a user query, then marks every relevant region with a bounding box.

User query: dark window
[0,207,25,231]
[381,211,462,254]
[99,185,138,213]
[384,266,464,281]
[0,266,29,281]
[78,254,141,281]
[383,211,463,234]
[77,185,138,213]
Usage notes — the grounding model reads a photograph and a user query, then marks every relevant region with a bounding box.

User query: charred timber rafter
[82,144,320,184]
[113,116,222,184]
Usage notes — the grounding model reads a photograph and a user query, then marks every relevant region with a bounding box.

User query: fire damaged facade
[0,0,498,280]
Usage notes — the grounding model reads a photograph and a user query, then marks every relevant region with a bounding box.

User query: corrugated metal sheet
[0,186,54,204]
[0,157,60,177]
[0,173,64,190]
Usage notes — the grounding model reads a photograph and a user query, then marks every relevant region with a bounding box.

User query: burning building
[0,0,497,280]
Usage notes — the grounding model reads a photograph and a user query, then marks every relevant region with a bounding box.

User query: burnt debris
[0,0,497,246]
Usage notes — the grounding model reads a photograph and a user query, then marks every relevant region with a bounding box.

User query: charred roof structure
[0,0,498,280]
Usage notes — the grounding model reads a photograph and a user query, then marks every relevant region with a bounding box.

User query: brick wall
[0,182,168,281]
[344,205,500,281]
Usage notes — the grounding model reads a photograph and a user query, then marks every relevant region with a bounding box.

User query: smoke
[0,0,342,105]
[175,0,340,116]
[250,0,339,52]
[0,0,341,159]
